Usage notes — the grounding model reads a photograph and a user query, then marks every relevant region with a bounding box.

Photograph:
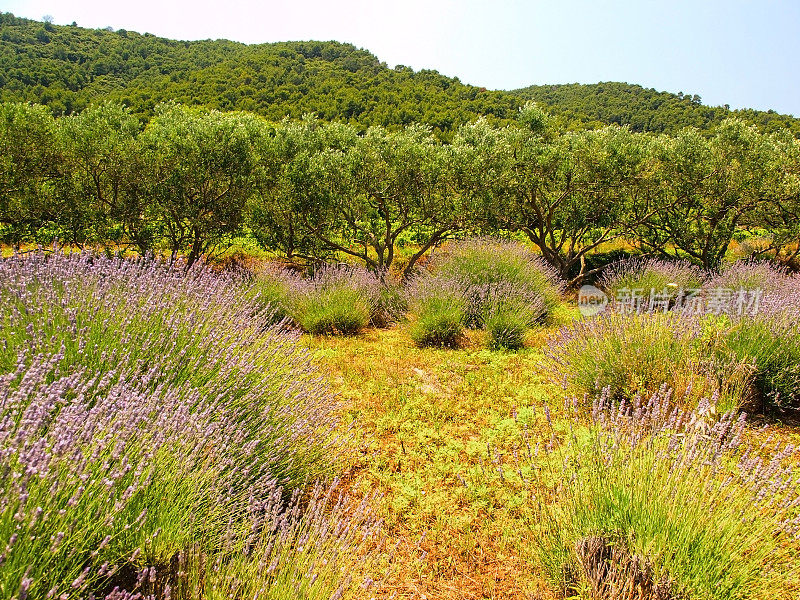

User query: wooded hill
[2,13,798,136]
[516,81,800,136]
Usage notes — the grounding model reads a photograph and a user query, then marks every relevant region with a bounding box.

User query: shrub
[544,312,751,412]
[526,389,800,600]
[406,274,467,348]
[430,237,563,326]
[705,258,793,294]
[371,275,407,328]
[720,310,800,410]
[0,251,379,599]
[481,284,540,350]
[287,264,379,335]
[245,262,295,325]
[598,257,705,311]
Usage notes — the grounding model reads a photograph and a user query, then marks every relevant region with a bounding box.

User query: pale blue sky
[2,0,799,116]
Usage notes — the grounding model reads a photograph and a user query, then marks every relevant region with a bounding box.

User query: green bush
[482,295,536,350]
[287,264,378,336]
[246,264,293,325]
[431,237,563,326]
[526,391,800,600]
[296,284,373,335]
[598,257,706,309]
[544,312,751,412]
[407,276,467,348]
[720,315,800,410]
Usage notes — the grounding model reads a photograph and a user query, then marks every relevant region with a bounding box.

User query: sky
[2,0,799,116]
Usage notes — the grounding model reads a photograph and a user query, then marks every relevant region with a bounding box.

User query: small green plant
[482,295,536,350]
[407,275,467,347]
[598,257,706,309]
[544,312,750,412]
[432,237,563,326]
[297,284,372,335]
[287,264,378,335]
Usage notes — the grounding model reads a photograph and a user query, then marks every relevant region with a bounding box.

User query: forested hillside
[2,13,799,136]
[0,13,519,132]
[516,81,800,135]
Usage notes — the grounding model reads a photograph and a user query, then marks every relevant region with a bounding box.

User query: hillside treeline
[0,13,519,134]
[2,101,798,283]
[2,13,799,138]
[516,82,800,136]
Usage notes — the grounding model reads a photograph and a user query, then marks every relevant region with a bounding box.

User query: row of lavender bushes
[244,246,799,409]
[511,389,800,600]
[247,238,565,350]
[547,257,800,412]
[0,251,383,599]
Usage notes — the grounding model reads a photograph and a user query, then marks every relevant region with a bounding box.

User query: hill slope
[2,13,799,135]
[515,81,800,135]
[0,13,520,131]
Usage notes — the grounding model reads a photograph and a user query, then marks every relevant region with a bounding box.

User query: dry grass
[304,317,800,600]
[303,327,560,599]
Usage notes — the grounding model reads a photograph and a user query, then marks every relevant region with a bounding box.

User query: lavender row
[0,251,379,599]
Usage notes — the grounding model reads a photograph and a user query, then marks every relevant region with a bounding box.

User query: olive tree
[134,104,258,266]
[312,123,466,277]
[0,102,60,246]
[639,119,782,269]
[456,116,657,284]
[247,115,357,262]
[55,101,141,248]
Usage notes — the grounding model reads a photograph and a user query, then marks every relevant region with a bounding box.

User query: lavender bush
[698,260,800,410]
[430,237,563,326]
[598,257,705,310]
[249,262,406,334]
[544,312,752,412]
[524,388,800,599]
[705,258,793,296]
[246,262,297,326]
[0,251,380,599]
[406,273,468,348]
[408,237,563,348]
[262,263,399,335]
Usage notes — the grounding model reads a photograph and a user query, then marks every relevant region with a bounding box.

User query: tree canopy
[2,13,798,137]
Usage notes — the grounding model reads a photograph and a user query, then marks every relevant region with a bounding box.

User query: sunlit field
[2,245,799,600]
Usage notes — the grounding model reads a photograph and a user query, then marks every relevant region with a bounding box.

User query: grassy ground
[304,326,564,600]
[304,316,800,600]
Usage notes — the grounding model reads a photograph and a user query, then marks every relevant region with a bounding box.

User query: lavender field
[1,246,799,599]
[0,251,382,599]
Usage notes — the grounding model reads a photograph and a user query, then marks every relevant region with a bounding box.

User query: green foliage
[294,285,372,335]
[286,266,378,336]
[529,403,800,599]
[516,81,800,136]
[0,101,59,244]
[407,278,467,348]
[455,121,658,283]
[639,120,787,269]
[482,298,534,350]
[0,13,519,134]
[545,313,750,412]
[721,316,800,410]
[430,238,563,326]
[246,266,293,325]
[134,104,260,265]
